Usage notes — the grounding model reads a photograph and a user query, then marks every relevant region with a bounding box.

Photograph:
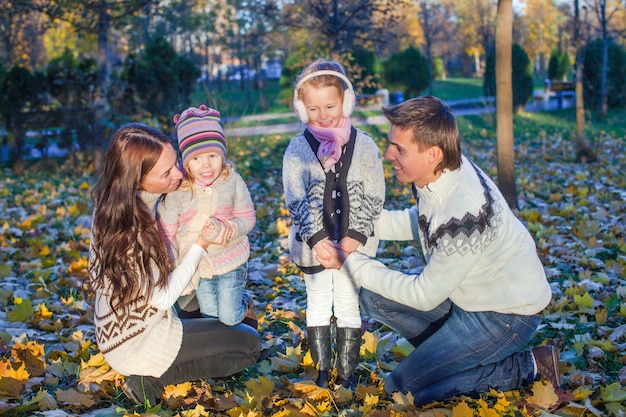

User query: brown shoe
[532,345,561,389]
[242,292,258,330]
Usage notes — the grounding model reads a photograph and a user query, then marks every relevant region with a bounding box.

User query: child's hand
[201,218,221,241]
[313,239,335,263]
[201,218,234,246]
[316,240,348,269]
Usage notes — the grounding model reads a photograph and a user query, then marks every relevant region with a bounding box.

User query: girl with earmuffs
[282,58,385,389]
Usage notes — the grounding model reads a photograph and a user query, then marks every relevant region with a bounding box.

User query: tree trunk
[92,2,110,171]
[574,0,596,162]
[599,39,609,119]
[495,0,517,209]
[598,0,609,120]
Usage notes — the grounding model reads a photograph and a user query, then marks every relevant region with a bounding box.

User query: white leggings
[304,269,362,328]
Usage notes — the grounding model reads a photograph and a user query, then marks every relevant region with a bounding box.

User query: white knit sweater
[90,191,206,377]
[343,155,552,315]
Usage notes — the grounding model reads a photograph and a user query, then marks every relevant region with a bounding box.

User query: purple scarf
[307,117,352,172]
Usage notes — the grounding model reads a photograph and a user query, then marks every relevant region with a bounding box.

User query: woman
[88,123,260,406]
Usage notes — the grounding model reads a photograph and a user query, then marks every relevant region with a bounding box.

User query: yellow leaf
[364,393,379,406]
[291,381,332,402]
[61,296,75,306]
[12,340,45,358]
[24,389,58,410]
[391,390,415,406]
[602,382,626,402]
[494,395,511,412]
[476,398,500,417]
[0,360,29,381]
[73,225,91,237]
[301,349,314,367]
[81,352,107,369]
[452,401,475,417]
[55,388,96,408]
[68,256,88,273]
[180,404,210,417]
[361,331,378,357]
[572,386,594,400]
[596,307,608,325]
[574,292,594,309]
[78,366,118,387]
[19,217,32,230]
[276,217,290,237]
[163,381,193,399]
[526,380,559,409]
[244,375,275,396]
[36,303,53,319]
[39,245,50,256]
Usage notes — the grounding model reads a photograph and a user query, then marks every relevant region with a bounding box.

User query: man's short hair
[383,95,461,174]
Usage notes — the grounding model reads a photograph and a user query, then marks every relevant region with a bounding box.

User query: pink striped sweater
[158,165,255,294]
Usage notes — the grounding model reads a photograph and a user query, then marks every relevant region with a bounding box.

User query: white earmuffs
[293,70,356,123]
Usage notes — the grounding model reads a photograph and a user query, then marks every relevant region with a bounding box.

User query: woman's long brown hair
[89,123,173,315]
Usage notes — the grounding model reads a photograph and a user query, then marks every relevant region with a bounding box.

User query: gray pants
[125,316,260,404]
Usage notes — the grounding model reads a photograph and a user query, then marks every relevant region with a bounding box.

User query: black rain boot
[307,326,331,388]
[336,327,362,389]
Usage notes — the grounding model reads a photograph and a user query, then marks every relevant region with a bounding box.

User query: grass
[193,77,489,119]
[191,79,289,119]
[431,77,485,101]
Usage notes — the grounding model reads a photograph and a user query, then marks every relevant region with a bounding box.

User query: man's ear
[428,146,444,165]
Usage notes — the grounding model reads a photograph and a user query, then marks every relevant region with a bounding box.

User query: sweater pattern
[419,162,501,257]
[95,296,157,354]
[283,127,385,272]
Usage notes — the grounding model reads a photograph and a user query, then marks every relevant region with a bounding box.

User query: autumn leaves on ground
[1,111,626,416]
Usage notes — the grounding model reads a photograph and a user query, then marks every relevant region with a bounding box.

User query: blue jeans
[360,289,540,405]
[196,263,248,326]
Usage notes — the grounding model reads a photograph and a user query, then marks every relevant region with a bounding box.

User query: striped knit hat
[174,105,227,167]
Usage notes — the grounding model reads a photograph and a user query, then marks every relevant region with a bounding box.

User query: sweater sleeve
[149,244,207,310]
[157,193,183,246]
[282,137,328,245]
[342,243,482,311]
[349,135,385,241]
[226,174,256,238]
[376,207,420,241]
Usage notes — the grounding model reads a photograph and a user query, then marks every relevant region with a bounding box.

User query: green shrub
[548,49,571,81]
[346,47,382,94]
[382,45,430,98]
[583,39,626,109]
[432,57,444,80]
[118,36,201,125]
[483,43,533,110]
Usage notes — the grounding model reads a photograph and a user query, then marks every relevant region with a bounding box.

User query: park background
[1,0,626,416]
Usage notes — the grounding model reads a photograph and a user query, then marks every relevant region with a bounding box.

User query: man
[317,95,559,405]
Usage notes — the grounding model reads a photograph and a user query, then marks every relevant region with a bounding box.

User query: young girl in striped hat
[159,105,257,328]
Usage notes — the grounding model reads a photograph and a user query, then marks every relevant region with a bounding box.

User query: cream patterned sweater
[343,155,552,315]
[90,191,206,377]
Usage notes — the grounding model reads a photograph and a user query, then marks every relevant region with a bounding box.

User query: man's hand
[316,240,349,269]
[338,236,360,253]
